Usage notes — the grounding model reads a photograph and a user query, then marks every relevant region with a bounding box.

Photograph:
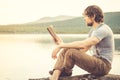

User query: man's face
[83,14,94,27]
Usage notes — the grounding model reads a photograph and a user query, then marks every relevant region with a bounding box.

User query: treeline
[0,12,120,34]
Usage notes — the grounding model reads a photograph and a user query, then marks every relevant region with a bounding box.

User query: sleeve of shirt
[93,27,107,41]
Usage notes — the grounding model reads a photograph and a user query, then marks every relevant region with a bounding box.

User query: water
[0,34,120,80]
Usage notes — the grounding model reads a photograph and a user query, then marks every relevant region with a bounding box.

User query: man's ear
[92,14,95,20]
[90,14,95,22]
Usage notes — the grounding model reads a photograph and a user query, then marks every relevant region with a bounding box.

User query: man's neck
[92,22,102,29]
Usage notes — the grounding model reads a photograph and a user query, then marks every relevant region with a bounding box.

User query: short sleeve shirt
[89,23,115,64]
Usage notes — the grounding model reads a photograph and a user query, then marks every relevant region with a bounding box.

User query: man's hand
[52,46,61,59]
[53,36,63,45]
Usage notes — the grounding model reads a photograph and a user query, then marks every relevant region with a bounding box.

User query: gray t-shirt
[89,23,114,64]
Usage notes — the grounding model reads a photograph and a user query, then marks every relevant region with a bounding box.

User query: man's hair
[84,5,104,23]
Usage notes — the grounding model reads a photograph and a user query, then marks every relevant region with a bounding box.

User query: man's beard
[87,22,93,26]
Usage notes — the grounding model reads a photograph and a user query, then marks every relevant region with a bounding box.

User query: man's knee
[66,48,80,56]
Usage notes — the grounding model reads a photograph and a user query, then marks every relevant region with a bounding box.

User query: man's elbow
[91,37,100,45]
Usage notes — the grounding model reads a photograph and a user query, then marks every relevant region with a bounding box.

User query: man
[49,5,114,80]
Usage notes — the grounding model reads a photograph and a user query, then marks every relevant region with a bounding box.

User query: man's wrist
[58,43,64,49]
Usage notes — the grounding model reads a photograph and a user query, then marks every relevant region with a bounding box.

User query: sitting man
[49,5,114,80]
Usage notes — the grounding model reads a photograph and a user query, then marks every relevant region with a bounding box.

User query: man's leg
[53,48,68,70]
[63,48,111,76]
[50,48,69,80]
[50,70,61,80]
[50,48,111,80]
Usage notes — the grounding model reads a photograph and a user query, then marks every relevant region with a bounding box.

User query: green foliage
[0,12,120,34]
[115,39,120,51]
[104,12,120,34]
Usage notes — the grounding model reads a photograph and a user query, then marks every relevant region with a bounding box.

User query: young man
[49,5,114,80]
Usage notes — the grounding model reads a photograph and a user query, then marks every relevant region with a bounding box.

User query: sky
[0,0,120,25]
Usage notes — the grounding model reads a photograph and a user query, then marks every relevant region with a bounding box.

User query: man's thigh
[67,48,106,75]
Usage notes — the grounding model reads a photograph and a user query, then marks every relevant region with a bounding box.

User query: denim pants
[53,48,111,76]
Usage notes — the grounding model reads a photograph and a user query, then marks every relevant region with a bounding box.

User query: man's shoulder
[96,23,112,33]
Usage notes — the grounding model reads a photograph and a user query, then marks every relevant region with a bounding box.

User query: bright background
[0,0,120,25]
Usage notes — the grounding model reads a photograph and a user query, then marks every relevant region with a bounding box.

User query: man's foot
[49,69,72,77]
[49,70,61,80]
[49,70,53,75]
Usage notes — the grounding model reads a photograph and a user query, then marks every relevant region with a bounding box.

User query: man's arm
[59,36,100,49]
[51,36,100,59]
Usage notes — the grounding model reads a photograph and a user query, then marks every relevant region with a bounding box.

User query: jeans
[53,48,111,76]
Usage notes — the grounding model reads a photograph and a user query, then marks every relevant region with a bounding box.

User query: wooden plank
[29,74,120,80]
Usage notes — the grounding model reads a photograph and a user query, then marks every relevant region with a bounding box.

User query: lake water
[0,34,120,80]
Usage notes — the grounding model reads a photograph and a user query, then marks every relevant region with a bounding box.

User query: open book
[47,25,59,42]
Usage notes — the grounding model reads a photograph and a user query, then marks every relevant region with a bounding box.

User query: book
[47,25,59,42]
